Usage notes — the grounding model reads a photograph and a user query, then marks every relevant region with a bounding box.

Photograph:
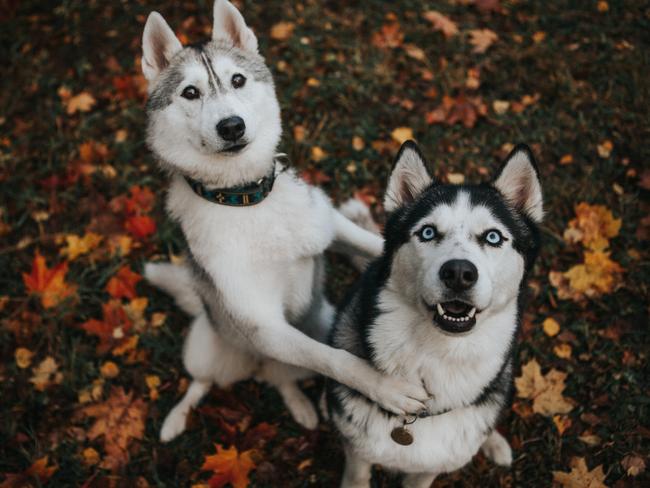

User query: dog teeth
[468,307,476,318]
[437,304,445,316]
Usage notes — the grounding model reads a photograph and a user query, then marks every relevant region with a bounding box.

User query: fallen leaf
[447,173,465,184]
[64,91,96,115]
[81,387,147,471]
[468,28,498,53]
[80,300,133,354]
[30,356,63,391]
[200,444,257,488]
[15,347,34,369]
[124,215,156,239]
[372,22,404,49]
[391,127,414,144]
[105,266,142,300]
[0,456,58,487]
[100,361,120,378]
[554,343,572,359]
[310,146,327,162]
[543,317,560,337]
[23,252,77,309]
[300,168,331,185]
[270,21,295,41]
[560,154,574,165]
[60,232,103,260]
[532,31,546,43]
[403,43,426,61]
[125,186,155,215]
[423,11,458,38]
[597,140,613,158]
[553,457,607,488]
[563,202,621,251]
[426,94,487,128]
[515,358,574,416]
[553,415,572,435]
[621,454,646,477]
[293,125,306,143]
[82,447,100,466]
[146,375,161,400]
[492,100,509,114]
[352,136,365,151]
[465,67,480,89]
[562,251,624,298]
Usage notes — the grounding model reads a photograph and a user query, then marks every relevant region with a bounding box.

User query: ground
[0,1,648,487]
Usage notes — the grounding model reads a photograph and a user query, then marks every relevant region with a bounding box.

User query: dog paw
[370,374,428,416]
[284,390,319,430]
[481,431,513,467]
[160,407,188,443]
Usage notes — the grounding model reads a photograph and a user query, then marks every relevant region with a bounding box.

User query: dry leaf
[391,127,414,144]
[300,168,331,185]
[621,454,646,477]
[352,136,365,151]
[124,215,156,239]
[65,91,96,115]
[60,232,103,260]
[552,415,572,435]
[0,456,58,487]
[563,251,624,298]
[372,22,404,49]
[515,358,574,416]
[23,252,77,309]
[554,343,572,359]
[543,317,560,337]
[426,94,487,128]
[493,100,509,115]
[564,202,621,251]
[553,457,607,488]
[200,444,257,488]
[403,43,426,61]
[15,347,34,369]
[82,447,100,466]
[82,387,147,471]
[468,29,498,53]
[423,11,458,38]
[106,266,142,300]
[30,356,63,391]
[270,21,295,41]
[310,146,327,162]
[100,361,120,378]
[80,300,133,354]
[597,140,613,158]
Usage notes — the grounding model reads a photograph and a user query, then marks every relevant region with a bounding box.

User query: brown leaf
[0,456,58,488]
[80,300,133,354]
[621,454,646,477]
[552,457,608,488]
[105,266,142,300]
[81,387,147,471]
[514,358,574,416]
[426,94,487,128]
[30,356,63,391]
[372,22,404,49]
[468,29,498,53]
[423,11,458,38]
[64,91,96,115]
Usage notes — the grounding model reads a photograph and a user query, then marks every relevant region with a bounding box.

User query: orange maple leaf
[201,444,257,488]
[22,252,77,308]
[0,456,58,488]
[124,185,155,215]
[124,215,156,239]
[80,300,133,353]
[106,266,142,300]
[81,387,147,472]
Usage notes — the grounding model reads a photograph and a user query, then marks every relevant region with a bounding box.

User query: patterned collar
[184,166,276,207]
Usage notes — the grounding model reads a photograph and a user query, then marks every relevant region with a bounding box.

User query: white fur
[143,0,430,443]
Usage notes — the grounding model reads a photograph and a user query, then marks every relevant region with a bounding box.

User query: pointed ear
[493,144,544,222]
[212,0,258,52]
[142,12,183,81]
[384,141,433,212]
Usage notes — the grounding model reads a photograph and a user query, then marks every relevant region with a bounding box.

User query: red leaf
[105,266,142,300]
[124,215,156,239]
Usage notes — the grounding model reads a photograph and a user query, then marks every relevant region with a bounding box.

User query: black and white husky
[140,0,430,442]
[327,141,543,487]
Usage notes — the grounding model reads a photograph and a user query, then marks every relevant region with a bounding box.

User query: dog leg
[256,360,318,430]
[160,379,211,442]
[481,430,513,466]
[331,208,383,260]
[341,443,372,488]
[144,262,202,316]
[402,473,437,488]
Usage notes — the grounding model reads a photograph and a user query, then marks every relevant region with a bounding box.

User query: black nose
[439,259,478,292]
[216,116,245,141]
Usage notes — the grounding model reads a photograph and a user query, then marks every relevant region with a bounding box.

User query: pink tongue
[445,301,468,314]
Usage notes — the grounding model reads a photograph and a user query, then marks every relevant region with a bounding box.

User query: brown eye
[231,74,246,89]
[181,85,200,100]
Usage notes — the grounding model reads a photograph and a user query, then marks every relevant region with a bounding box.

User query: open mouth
[221,143,248,154]
[428,300,477,334]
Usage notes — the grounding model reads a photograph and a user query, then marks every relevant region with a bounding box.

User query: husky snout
[217,116,245,142]
[439,259,478,292]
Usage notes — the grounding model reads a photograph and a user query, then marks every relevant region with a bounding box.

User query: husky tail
[144,262,203,316]
[338,198,381,272]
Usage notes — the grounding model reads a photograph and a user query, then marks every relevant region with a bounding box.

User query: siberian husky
[140,0,430,442]
[327,141,543,487]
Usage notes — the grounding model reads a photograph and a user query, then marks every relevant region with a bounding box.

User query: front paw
[481,431,513,467]
[370,374,429,415]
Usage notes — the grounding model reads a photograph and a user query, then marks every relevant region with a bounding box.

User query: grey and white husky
[140,0,430,442]
[327,141,543,487]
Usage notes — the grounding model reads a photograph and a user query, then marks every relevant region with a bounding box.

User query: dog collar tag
[390,426,414,446]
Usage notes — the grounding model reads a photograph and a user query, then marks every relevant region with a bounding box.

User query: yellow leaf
[543,317,560,337]
[30,356,63,391]
[564,251,624,297]
[391,127,414,144]
[100,361,120,378]
[553,415,572,435]
[270,21,294,41]
[310,146,327,162]
[492,100,510,115]
[532,31,546,43]
[553,457,607,488]
[60,232,103,260]
[15,347,34,369]
[554,343,573,359]
[83,447,100,466]
[65,91,96,115]
[597,1,609,12]
[514,358,574,416]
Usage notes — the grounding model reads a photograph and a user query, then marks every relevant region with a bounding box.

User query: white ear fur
[212,0,258,52]
[384,141,433,212]
[142,12,183,81]
[493,146,544,222]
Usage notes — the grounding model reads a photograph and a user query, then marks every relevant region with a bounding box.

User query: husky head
[383,141,543,336]
[141,0,281,186]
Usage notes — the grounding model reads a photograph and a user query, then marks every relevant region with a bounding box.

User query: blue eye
[484,229,503,246]
[419,225,437,242]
